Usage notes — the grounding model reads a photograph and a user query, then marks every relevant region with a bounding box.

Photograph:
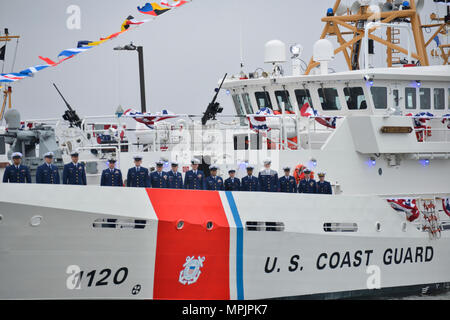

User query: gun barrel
[211,73,228,105]
[53,83,73,111]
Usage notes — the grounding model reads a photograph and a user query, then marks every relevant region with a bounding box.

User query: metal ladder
[418,198,442,240]
[390,27,402,65]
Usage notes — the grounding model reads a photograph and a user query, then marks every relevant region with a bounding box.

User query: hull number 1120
[66,265,128,290]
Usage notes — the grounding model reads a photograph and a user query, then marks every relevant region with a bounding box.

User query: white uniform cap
[209,164,218,170]
[263,159,272,165]
[171,161,179,166]
[44,152,54,158]
[11,152,23,158]
[133,155,143,160]
[70,150,79,156]
[283,166,291,170]
[191,158,201,165]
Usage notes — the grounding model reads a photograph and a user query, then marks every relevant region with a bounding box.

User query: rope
[10,38,19,73]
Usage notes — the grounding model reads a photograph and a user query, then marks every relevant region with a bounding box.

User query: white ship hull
[1,184,449,299]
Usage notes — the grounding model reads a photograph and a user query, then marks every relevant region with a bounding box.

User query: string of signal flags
[0,1,190,83]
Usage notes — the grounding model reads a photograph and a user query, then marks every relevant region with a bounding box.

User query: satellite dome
[264,40,286,64]
[313,39,334,62]
[4,109,21,130]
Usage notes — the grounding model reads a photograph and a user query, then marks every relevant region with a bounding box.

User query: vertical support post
[410,1,429,66]
[137,46,147,113]
[386,27,392,67]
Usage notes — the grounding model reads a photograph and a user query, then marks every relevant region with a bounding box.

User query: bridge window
[344,87,367,110]
[275,90,293,112]
[405,87,417,109]
[242,93,254,114]
[419,88,431,110]
[318,87,341,111]
[255,91,273,110]
[295,89,313,109]
[370,86,387,109]
[232,94,245,116]
[434,88,445,110]
[393,89,399,107]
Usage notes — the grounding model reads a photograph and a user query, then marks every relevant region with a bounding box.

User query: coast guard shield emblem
[179,256,205,285]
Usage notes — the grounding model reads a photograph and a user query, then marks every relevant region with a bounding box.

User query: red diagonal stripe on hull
[148,189,230,300]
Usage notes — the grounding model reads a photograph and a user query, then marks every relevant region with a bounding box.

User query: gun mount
[1,109,64,181]
[201,73,227,125]
[53,83,82,128]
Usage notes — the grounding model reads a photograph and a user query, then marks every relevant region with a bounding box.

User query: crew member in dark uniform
[149,160,168,188]
[298,169,317,194]
[241,165,259,192]
[62,151,87,185]
[3,152,32,183]
[36,152,60,184]
[127,155,151,188]
[279,166,297,193]
[167,161,183,189]
[258,159,279,192]
[100,158,123,187]
[205,165,224,190]
[317,172,332,195]
[184,158,205,190]
[224,169,240,191]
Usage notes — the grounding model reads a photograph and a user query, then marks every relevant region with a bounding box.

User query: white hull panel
[0,184,449,299]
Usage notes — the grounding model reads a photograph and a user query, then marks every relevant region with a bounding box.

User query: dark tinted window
[255,91,272,109]
[274,90,293,112]
[370,87,387,109]
[242,93,253,114]
[344,87,367,110]
[434,88,445,110]
[318,87,341,110]
[232,94,244,115]
[405,87,417,109]
[419,88,431,110]
[295,89,313,109]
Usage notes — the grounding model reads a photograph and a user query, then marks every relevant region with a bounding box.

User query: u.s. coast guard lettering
[263,246,434,273]
[179,256,205,285]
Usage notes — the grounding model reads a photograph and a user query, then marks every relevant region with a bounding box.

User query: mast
[305,0,441,74]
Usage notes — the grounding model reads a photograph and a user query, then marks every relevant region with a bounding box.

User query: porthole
[30,215,43,227]
[206,221,213,230]
[378,168,383,176]
[375,221,381,232]
[176,220,184,230]
[0,214,3,224]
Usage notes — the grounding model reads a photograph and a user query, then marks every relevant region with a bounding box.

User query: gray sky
[0,0,445,120]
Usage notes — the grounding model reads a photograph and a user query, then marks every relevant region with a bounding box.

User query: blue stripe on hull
[225,191,244,300]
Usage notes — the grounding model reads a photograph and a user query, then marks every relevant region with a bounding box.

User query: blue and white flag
[19,65,50,76]
[0,73,29,82]
[58,46,93,58]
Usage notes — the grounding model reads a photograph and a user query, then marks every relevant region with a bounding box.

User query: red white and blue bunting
[0,1,191,83]
[387,198,420,222]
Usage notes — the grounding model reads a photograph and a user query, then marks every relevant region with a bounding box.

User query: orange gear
[293,164,314,184]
